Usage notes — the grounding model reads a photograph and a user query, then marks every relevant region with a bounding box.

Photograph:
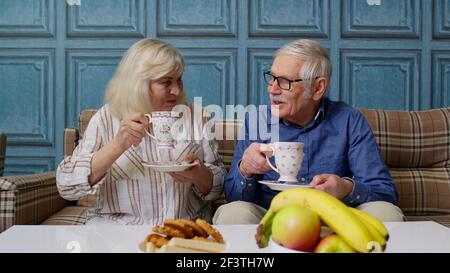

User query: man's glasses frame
[263,71,318,91]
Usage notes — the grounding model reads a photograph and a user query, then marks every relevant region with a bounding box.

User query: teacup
[144,111,182,149]
[261,142,304,183]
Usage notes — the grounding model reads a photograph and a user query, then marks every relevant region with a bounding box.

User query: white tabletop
[0,221,449,253]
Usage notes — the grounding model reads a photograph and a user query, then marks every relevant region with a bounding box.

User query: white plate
[258,180,313,191]
[141,161,198,172]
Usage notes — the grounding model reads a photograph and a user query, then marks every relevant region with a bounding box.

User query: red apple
[271,205,321,252]
[314,234,356,253]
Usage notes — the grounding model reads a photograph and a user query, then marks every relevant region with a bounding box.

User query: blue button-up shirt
[225,97,398,209]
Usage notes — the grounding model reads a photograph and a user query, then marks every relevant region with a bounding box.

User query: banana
[257,188,376,253]
[350,209,386,250]
[255,212,273,248]
[348,207,389,240]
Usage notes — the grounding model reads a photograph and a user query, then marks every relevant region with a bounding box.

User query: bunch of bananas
[255,188,389,253]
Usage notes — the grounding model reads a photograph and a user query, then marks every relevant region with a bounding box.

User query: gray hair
[275,39,332,96]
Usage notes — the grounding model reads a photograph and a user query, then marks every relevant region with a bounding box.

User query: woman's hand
[112,113,149,152]
[168,154,213,195]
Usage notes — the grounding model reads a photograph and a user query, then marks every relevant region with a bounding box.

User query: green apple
[314,234,356,253]
[271,205,321,252]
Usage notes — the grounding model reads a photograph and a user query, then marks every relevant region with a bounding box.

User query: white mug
[145,111,182,149]
[261,142,304,183]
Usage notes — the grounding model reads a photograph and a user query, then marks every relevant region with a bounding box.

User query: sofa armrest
[64,128,79,157]
[0,171,74,232]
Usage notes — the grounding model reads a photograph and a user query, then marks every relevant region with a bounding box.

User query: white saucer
[141,161,198,172]
[258,180,313,191]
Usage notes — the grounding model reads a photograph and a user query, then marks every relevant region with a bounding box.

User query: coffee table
[0,221,449,253]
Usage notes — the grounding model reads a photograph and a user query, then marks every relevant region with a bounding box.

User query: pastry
[195,218,225,243]
[146,233,170,248]
[152,225,185,238]
[177,219,208,237]
[163,219,194,238]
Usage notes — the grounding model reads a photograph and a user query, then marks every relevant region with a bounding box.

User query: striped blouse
[56,104,225,225]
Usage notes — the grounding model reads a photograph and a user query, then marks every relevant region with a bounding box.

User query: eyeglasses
[263,71,312,91]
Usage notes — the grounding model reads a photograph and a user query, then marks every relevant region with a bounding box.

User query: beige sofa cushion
[390,168,450,216]
[359,108,450,217]
[360,108,450,168]
[42,206,89,225]
[214,119,243,171]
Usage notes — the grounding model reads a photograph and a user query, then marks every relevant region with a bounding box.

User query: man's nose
[268,80,282,95]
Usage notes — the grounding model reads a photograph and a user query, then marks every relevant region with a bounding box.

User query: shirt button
[248,183,252,187]
[356,195,360,200]
[301,178,305,182]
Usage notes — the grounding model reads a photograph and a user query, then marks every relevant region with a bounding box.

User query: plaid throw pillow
[360,108,450,168]
[360,108,450,215]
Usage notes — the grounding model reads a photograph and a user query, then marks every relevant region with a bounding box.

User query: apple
[314,234,356,253]
[271,205,321,252]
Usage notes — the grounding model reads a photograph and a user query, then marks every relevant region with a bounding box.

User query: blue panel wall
[182,48,237,107]
[342,0,420,38]
[67,0,145,37]
[0,0,449,175]
[159,0,237,37]
[250,0,329,37]
[341,49,420,110]
[0,49,55,146]
[0,0,55,37]
[66,50,124,127]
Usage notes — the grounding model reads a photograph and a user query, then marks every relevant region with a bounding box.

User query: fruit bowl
[269,238,305,253]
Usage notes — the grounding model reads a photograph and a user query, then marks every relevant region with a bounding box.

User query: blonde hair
[275,39,331,95]
[105,38,186,119]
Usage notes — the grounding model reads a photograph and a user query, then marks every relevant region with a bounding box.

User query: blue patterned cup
[262,142,304,183]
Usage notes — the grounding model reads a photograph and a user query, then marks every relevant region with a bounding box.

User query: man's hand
[168,154,213,195]
[239,143,273,177]
[311,174,354,200]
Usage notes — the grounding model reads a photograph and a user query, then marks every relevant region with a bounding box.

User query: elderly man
[213,39,404,224]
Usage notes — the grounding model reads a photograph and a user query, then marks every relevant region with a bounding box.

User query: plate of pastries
[139,218,227,253]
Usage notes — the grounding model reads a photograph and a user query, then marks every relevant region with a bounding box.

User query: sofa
[1,107,450,233]
[0,132,6,177]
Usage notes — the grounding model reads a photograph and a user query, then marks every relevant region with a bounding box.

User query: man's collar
[314,98,326,123]
[268,97,327,126]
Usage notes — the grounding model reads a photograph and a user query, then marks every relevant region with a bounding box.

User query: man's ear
[311,77,328,101]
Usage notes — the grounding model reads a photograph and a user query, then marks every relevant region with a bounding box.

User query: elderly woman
[56,39,225,225]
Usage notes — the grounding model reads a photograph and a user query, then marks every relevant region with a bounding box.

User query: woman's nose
[170,83,181,95]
